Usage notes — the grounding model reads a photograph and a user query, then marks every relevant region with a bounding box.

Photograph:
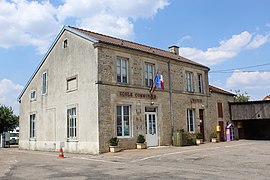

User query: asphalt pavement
[1,140,270,179]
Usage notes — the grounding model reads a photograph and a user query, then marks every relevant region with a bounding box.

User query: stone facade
[96,43,209,152]
[207,87,236,141]
[18,26,233,154]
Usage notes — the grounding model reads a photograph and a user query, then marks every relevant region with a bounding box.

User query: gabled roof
[209,85,235,96]
[18,25,209,101]
[68,26,209,69]
[263,95,270,100]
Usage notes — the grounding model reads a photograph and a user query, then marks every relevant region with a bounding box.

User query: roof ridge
[68,26,176,55]
[209,84,235,96]
[67,26,209,69]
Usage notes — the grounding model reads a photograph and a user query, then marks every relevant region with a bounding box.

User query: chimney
[168,45,179,55]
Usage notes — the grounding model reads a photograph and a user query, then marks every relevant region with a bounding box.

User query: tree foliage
[0,104,19,134]
[233,90,250,102]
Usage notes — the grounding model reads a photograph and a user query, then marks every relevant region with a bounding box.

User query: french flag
[150,73,164,93]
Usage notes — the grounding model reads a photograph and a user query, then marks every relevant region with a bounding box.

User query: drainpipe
[168,60,174,145]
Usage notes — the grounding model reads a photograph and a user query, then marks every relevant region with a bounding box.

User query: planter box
[196,139,201,145]
[109,146,121,153]
[173,132,187,146]
[211,138,217,143]
[136,143,146,149]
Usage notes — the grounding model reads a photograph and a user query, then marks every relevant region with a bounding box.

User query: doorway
[145,107,158,147]
[199,109,205,141]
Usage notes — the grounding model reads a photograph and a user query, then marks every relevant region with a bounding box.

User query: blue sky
[1,0,270,114]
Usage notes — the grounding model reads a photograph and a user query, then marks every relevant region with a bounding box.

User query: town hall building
[18,26,234,154]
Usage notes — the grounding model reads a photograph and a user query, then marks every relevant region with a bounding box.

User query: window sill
[117,136,132,139]
[29,138,36,141]
[30,99,37,102]
[66,89,78,93]
[66,138,78,142]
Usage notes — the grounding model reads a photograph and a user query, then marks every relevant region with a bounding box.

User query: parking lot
[1,140,270,179]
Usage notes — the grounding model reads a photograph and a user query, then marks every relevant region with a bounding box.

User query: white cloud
[0,0,169,52]
[58,0,169,40]
[226,70,270,89]
[0,79,23,115]
[179,31,270,66]
[0,0,61,53]
[78,13,134,40]
[246,34,270,49]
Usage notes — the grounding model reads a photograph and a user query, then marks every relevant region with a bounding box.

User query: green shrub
[137,134,145,143]
[210,132,217,138]
[195,132,202,139]
[109,137,119,146]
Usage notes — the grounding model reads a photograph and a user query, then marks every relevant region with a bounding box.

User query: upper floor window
[30,114,36,138]
[187,109,195,133]
[67,76,78,92]
[116,57,128,83]
[42,71,47,95]
[217,102,223,118]
[117,105,131,137]
[186,71,194,92]
[198,74,204,94]
[30,90,36,101]
[145,64,154,87]
[67,107,77,139]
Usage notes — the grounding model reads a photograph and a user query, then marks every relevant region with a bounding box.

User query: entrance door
[145,112,158,147]
[219,121,225,141]
[199,109,205,141]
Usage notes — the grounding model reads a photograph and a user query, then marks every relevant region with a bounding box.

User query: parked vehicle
[9,127,19,145]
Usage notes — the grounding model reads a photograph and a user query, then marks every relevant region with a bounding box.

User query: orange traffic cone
[58,147,64,158]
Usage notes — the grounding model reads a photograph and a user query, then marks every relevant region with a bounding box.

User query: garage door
[239,119,270,140]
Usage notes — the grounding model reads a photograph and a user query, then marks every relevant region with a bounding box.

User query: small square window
[67,76,78,92]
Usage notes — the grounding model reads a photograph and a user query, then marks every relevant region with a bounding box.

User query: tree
[0,104,19,134]
[233,90,250,102]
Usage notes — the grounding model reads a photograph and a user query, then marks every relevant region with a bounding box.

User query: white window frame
[187,109,195,133]
[30,90,37,101]
[42,71,48,95]
[116,57,129,84]
[186,71,194,92]
[30,113,36,138]
[198,73,204,94]
[67,107,77,139]
[145,63,155,87]
[116,105,131,138]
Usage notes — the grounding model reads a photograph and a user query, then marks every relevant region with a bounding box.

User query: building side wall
[207,92,235,141]
[97,45,209,152]
[19,30,99,154]
[230,102,270,120]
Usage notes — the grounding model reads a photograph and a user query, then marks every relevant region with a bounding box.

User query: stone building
[208,85,236,141]
[18,26,232,154]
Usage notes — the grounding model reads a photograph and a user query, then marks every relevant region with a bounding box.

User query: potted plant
[136,134,146,149]
[109,137,121,152]
[210,132,218,143]
[195,132,202,145]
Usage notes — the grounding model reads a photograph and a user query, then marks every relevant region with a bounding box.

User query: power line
[210,69,270,73]
[210,63,270,73]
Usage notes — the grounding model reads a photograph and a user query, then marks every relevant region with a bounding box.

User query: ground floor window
[30,114,36,138]
[67,107,76,138]
[117,105,131,137]
[187,109,195,132]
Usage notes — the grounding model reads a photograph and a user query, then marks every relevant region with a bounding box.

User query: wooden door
[199,109,205,141]
[219,121,225,141]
